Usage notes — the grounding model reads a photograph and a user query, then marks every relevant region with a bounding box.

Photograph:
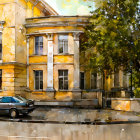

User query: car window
[11,97,19,103]
[15,96,27,102]
[2,97,11,103]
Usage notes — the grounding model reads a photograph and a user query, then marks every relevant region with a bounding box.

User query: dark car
[0,96,35,118]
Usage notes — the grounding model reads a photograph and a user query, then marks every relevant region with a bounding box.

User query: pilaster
[46,34,55,98]
[72,33,81,99]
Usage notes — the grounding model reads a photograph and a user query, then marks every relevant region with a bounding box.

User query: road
[0,107,140,124]
[0,108,140,140]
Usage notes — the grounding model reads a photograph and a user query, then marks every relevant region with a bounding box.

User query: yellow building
[0,0,129,103]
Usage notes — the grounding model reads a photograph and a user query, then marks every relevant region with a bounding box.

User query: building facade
[0,0,130,103]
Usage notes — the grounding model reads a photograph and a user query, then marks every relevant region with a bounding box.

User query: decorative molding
[54,63,74,65]
[46,33,53,41]
[73,32,81,41]
[25,23,86,28]
[0,21,5,30]
[26,31,83,36]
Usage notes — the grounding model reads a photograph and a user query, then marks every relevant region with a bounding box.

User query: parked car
[0,96,35,118]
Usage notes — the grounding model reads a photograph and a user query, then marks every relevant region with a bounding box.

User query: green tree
[81,0,140,95]
[82,0,140,73]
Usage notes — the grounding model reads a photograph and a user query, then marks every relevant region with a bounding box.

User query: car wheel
[9,109,18,118]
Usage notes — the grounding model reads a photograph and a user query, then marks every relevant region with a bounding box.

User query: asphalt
[0,107,140,125]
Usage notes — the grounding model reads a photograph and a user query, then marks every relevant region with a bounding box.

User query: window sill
[58,90,70,92]
[29,54,47,57]
[54,54,74,56]
[33,90,44,92]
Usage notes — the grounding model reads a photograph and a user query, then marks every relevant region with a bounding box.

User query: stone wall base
[111,98,140,112]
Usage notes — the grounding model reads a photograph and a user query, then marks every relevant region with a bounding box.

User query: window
[34,70,43,90]
[0,33,2,60]
[35,36,43,55]
[91,73,97,89]
[80,72,85,89]
[58,70,68,90]
[58,35,68,54]
[0,70,2,90]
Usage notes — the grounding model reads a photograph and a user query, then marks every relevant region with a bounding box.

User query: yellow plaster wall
[54,55,73,64]
[0,2,16,62]
[26,1,45,18]
[0,3,15,26]
[29,56,47,64]
[55,91,73,100]
[14,65,27,94]
[15,2,27,64]
[29,91,53,101]
[0,65,15,96]
[2,28,16,62]
[112,100,130,111]
[0,65,27,96]
[0,0,15,4]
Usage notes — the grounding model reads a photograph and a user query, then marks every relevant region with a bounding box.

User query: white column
[73,33,80,90]
[26,36,29,88]
[46,34,54,91]
[97,73,102,89]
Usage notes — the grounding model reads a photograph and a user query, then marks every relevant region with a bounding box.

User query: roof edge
[26,15,89,20]
[39,0,59,15]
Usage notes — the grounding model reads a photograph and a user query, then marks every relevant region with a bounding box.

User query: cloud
[77,5,90,15]
[46,0,91,15]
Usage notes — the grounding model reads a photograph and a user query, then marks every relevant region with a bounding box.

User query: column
[46,33,55,93]
[72,33,81,99]
[97,73,102,89]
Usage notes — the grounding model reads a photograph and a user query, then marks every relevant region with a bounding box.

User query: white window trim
[58,34,68,54]
[34,36,43,55]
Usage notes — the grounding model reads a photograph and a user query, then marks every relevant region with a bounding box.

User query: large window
[34,70,43,90]
[80,72,85,89]
[58,70,68,90]
[35,36,43,55]
[58,35,68,54]
[0,33,2,60]
[91,73,97,89]
[0,70,2,90]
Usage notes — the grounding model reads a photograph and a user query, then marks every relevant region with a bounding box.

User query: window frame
[34,36,43,55]
[0,32,2,60]
[0,69,2,90]
[91,73,97,89]
[80,72,85,90]
[58,34,68,54]
[58,70,69,90]
[34,70,43,91]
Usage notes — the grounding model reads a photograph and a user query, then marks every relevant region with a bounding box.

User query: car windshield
[15,96,27,102]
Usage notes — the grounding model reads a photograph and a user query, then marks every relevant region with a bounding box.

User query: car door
[0,97,11,114]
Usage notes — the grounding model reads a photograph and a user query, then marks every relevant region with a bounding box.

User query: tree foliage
[82,0,140,74]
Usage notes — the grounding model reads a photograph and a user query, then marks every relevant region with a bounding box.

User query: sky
[46,0,95,15]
